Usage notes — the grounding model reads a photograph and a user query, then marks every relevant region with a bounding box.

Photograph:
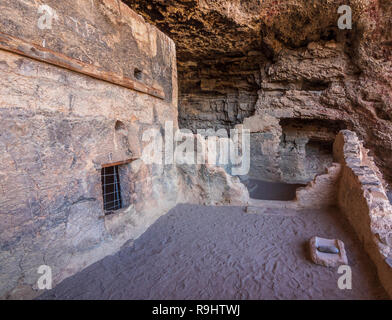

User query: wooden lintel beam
[101,158,137,168]
[0,32,165,100]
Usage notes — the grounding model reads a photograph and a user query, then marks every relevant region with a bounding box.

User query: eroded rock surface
[126,0,392,186]
[1,0,392,300]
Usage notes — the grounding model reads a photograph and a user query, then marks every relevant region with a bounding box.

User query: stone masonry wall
[178,53,263,132]
[0,0,250,299]
[0,0,178,299]
[334,130,392,297]
[257,40,392,187]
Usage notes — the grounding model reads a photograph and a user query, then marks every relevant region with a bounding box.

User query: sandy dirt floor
[38,204,387,300]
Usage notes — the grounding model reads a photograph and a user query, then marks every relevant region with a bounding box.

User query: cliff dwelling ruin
[0,0,392,300]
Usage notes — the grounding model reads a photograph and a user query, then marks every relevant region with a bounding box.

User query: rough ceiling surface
[124,0,391,61]
[125,0,392,184]
[124,0,262,60]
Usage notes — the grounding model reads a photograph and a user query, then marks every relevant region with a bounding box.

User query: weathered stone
[334,130,392,297]
[317,246,340,255]
[309,236,348,268]
[0,1,178,298]
[295,163,341,209]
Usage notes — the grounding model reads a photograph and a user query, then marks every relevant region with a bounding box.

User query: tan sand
[38,204,387,300]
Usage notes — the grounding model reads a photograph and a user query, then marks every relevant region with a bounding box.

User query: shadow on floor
[37,204,387,300]
[241,178,306,201]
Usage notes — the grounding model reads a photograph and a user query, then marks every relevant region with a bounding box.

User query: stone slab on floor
[309,236,348,267]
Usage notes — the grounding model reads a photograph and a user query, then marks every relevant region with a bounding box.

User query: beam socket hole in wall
[134,68,143,80]
[101,165,122,214]
[115,120,126,131]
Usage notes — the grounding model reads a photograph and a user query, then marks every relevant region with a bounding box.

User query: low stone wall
[241,114,336,184]
[295,163,341,209]
[334,130,392,297]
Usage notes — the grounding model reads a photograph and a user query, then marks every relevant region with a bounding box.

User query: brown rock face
[126,0,392,185]
[124,0,266,132]
[123,0,262,60]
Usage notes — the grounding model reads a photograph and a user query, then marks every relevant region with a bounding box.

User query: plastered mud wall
[334,130,392,297]
[0,0,178,299]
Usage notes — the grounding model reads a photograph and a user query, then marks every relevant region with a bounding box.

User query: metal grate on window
[101,165,122,212]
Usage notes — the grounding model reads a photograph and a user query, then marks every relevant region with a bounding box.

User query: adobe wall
[0,0,178,299]
[334,130,392,298]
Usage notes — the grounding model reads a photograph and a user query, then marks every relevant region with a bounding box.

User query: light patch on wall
[129,16,157,57]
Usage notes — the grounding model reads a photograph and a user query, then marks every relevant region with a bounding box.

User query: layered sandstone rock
[127,0,392,187]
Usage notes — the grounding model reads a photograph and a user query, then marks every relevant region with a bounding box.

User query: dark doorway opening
[241,178,306,201]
